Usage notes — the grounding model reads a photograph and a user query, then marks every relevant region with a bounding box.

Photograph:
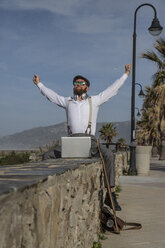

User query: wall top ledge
[0,158,100,196]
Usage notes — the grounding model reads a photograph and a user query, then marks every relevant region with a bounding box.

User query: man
[33,64,131,210]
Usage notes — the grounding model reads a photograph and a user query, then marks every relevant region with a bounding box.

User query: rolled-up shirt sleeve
[37,82,67,108]
[94,73,128,106]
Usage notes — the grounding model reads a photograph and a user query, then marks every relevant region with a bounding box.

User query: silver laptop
[61,137,91,158]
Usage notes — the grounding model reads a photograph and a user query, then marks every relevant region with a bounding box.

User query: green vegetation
[0,151,30,165]
[0,139,60,166]
[116,138,127,151]
[98,232,107,240]
[115,185,122,198]
[137,38,165,159]
[99,123,117,148]
[115,185,121,193]
[117,138,126,147]
[92,232,107,248]
[93,241,102,248]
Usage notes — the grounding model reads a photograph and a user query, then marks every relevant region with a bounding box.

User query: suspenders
[85,96,92,135]
[67,97,92,135]
[66,99,72,135]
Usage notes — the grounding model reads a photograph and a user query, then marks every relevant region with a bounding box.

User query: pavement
[102,158,165,248]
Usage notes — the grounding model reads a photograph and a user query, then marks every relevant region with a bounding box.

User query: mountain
[0,121,131,150]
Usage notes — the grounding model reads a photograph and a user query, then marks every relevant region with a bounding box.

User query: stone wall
[115,151,129,186]
[0,151,128,248]
[0,159,103,248]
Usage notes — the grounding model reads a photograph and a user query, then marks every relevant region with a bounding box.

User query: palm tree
[140,38,165,159]
[137,104,159,156]
[141,38,165,87]
[99,123,117,148]
[153,84,165,159]
[137,86,159,144]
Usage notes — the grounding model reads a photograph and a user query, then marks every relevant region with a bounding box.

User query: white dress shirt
[37,73,128,135]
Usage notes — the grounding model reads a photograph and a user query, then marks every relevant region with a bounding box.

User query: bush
[93,241,102,248]
[0,151,30,165]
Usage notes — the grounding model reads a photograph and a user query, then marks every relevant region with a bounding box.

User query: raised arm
[95,64,131,106]
[32,74,67,108]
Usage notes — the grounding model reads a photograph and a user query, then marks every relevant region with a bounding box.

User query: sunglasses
[73,81,86,86]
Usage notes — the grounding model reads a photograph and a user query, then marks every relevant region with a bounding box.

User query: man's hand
[125,64,131,76]
[32,74,40,85]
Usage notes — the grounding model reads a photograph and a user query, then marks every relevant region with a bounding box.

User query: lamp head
[148,17,163,36]
[137,111,141,117]
[138,88,145,98]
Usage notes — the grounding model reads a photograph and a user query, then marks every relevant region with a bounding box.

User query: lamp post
[129,3,163,174]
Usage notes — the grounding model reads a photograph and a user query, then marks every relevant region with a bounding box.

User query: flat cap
[73,75,90,87]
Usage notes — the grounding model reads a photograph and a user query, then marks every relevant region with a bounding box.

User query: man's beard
[74,87,87,96]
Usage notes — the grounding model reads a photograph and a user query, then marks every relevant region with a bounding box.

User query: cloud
[71,14,124,34]
[0,0,88,16]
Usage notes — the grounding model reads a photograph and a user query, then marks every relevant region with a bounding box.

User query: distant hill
[0,121,131,150]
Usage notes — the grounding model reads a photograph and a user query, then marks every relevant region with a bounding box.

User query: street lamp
[135,83,145,97]
[135,107,141,117]
[129,3,163,174]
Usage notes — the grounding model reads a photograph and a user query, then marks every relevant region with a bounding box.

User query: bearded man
[33,64,131,211]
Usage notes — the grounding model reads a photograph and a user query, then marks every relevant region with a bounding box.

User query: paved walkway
[102,158,165,248]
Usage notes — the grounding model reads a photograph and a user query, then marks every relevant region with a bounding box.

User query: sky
[0,0,164,137]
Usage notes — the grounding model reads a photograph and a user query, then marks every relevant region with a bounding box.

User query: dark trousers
[43,134,115,187]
